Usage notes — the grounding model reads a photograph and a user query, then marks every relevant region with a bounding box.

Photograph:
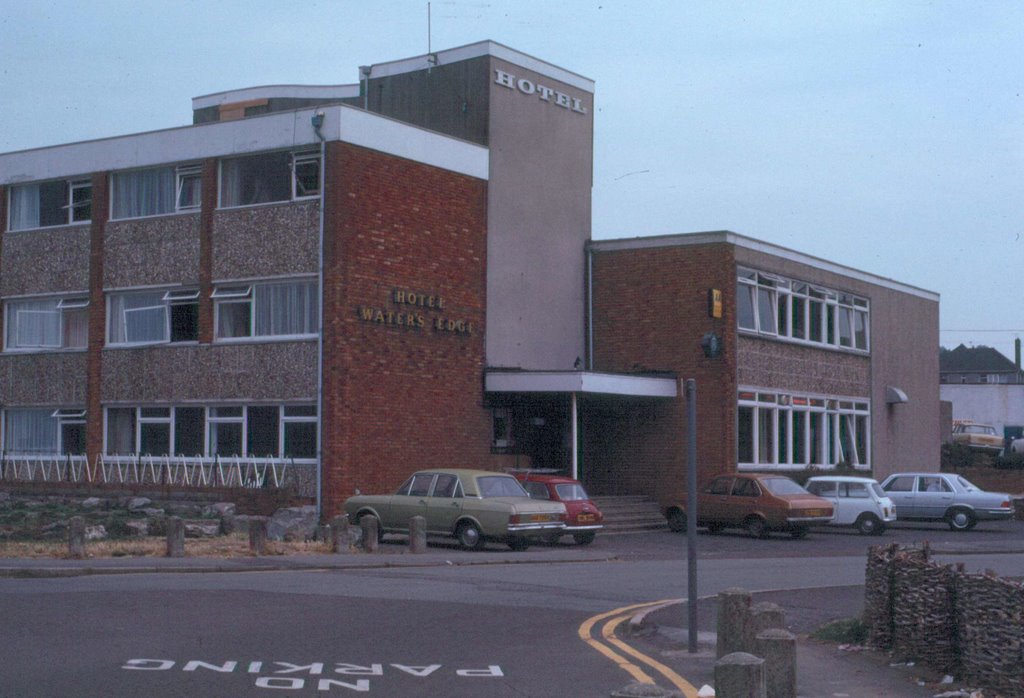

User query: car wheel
[507,537,530,551]
[745,516,768,539]
[456,521,484,550]
[667,508,687,533]
[946,508,976,532]
[855,513,882,536]
[541,531,562,545]
[573,531,596,546]
[790,526,809,539]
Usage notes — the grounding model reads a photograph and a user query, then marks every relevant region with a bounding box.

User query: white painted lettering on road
[122,659,504,691]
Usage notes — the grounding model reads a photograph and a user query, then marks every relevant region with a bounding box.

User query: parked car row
[663,471,1015,539]
[343,468,604,551]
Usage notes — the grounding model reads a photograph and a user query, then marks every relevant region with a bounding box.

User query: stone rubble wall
[864,543,1024,697]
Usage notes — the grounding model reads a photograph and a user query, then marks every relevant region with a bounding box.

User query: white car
[805,476,896,535]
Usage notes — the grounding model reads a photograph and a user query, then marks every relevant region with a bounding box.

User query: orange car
[664,473,834,539]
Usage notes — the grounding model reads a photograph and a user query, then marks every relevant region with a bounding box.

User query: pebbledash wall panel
[1,224,91,297]
[588,242,737,501]
[319,141,491,517]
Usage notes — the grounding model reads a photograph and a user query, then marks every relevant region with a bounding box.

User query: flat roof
[589,230,939,302]
[0,104,488,185]
[485,370,678,398]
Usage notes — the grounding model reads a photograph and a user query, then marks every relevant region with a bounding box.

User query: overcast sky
[2,1,1021,359]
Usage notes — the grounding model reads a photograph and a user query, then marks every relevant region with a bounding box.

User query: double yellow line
[578,600,700,698]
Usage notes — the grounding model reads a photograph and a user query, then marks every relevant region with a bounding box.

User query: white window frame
[7,179,93,232]
[737,267,870,353]
[738,388,870,470]
[4,296,89,352]
[107,289,199,347]
[175,164,202,211]
[212,279,318,342]
[218,150,322,209]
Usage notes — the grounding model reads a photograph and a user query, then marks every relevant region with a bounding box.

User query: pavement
[0,544,999,697]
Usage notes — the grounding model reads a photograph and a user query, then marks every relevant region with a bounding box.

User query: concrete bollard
[717,587,752,658]
[330,516,354,553]
[249,516,268,556]
[755,628,797,698]
[68,516,86,559]
[360,516,380,553]
[715,652,766,698]
[749,601,786,640]
[409,515,427,553]
[166,516,185,558]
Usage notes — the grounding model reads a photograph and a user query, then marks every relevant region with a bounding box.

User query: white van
[805,476,897,535]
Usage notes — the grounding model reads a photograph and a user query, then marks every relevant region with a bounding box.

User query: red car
[513,471,604,545]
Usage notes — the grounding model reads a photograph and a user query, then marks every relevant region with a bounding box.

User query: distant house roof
[940,344,1019,374]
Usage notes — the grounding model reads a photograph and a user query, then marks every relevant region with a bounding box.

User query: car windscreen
[555,483,589,501]
[760,477,809,496]
[870,483,885,498]
[477,476,529,498]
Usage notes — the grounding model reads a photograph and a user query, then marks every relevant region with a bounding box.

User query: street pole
[685,378,698,653]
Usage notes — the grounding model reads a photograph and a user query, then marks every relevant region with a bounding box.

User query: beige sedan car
[344,469,566,550]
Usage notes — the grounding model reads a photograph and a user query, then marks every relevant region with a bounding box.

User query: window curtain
[63,309,89,349]
[4,409,57,454]
[254,282,318,336]
[9,184,40,231]
[105,408,135,455]
[8,300,60,348]
[111,168,174,219]
[109,292,167,344]
[220,159,243,208]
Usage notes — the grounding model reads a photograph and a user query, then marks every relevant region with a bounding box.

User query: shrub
[811,617,867,644]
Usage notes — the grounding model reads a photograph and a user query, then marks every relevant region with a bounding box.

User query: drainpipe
[312,110,326,521]
[586,244,594,370]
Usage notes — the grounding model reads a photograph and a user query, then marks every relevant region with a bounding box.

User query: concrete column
[249,517,268,556]
[717,587,752,657]
[68,516,86,560]
[755,629,797,698]
[166,517,185,558]
[330,516,353,553]
[715,652,766,698]
[360,516,379,553]
[408,515,427,553]
[749,601,786,640]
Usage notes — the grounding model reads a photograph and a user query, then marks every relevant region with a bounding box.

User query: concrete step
[591,495,667,533]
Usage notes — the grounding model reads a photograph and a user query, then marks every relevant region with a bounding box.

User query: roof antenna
[427,2,438,70]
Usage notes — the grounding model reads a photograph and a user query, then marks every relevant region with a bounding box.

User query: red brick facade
[320,142,492,518]
[588,242,738,502]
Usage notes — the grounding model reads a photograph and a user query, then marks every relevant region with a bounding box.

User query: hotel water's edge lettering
[358,289,474,335]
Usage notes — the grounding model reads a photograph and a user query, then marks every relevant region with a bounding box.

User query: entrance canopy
[484,370,678,398]
[484,370,678,481]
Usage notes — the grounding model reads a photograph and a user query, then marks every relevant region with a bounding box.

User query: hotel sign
[358,288,474,336]
[494,69,588,115]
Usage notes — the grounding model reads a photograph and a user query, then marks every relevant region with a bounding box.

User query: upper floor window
[213,279,318,340]
[4,296,88,351]
[111,164,201,220]
[737,268,869,352]
[219,151,320,208]
[8,179,91,231]
[107,288,199,346]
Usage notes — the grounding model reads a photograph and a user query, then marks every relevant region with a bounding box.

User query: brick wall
[320,142,491,518]
[589,242,737,502]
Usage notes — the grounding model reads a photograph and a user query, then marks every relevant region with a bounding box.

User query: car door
[882,475,918,518]
[915,475,954,519]
[387,472,434,530]
[729,476,762,525]
[424,472,464,533]
[699,476,734,525]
